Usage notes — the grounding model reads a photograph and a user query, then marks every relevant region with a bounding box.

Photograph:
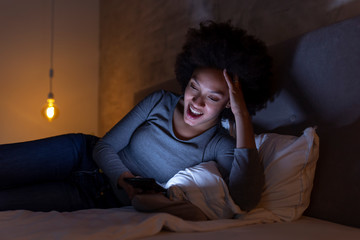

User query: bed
[1,15,360,240]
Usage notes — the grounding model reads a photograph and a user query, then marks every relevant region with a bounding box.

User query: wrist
[233,112,252,128]
[233,113,256,149]
[233,109,251,120]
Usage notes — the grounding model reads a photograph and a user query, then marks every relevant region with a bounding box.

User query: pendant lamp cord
[49,0,55,98]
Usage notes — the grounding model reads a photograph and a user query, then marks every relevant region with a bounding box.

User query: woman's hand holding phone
[118,171,142,200]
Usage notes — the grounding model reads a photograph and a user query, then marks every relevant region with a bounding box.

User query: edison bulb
[42,97,59,122]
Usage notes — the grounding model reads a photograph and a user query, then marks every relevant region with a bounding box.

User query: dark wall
[99,0,360,135]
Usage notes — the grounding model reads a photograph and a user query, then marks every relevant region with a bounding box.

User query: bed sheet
[144,216,360,240]
[0,206,278,240]
[1,206,359,240]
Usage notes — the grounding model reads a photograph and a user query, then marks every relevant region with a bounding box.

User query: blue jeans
[0,134,121,212]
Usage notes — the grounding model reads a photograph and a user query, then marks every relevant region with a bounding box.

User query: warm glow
[46,106,55,119]
[42,98,59,122]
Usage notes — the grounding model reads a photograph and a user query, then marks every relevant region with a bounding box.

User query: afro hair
[175,20,272,118]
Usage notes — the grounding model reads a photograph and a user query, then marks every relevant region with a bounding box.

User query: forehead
[191,68,228,93]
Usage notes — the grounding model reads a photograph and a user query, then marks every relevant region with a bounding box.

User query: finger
[234,74,239,83]
[233,75,241,88]
[223,69,233,88]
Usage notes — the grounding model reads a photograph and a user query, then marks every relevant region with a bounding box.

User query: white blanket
[165,161,244,220]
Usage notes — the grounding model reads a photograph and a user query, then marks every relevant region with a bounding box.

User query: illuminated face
[183,68,230,130]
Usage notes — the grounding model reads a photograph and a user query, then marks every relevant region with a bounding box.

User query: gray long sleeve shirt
[93,90,264,211]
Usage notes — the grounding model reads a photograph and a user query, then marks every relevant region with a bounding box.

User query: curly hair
[175,20,272,118]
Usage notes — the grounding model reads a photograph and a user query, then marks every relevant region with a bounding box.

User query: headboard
[252,16,360,228]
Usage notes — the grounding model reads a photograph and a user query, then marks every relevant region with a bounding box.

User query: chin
[183,115,197,126]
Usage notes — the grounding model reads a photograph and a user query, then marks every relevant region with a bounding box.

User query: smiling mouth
[187,105,203,118]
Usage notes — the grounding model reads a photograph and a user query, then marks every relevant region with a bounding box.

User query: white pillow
[255,127,319,221]
[164,126,319,221]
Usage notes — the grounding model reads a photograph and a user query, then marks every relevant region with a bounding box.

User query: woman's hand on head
[223,69,256,148]
[118,171,142,200]
[223,69,249,118]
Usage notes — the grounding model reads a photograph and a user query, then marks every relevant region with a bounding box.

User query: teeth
[190,106,202,115]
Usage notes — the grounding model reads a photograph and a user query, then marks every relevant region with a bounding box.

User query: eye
[208,96,219,102]
[190,82,198,91]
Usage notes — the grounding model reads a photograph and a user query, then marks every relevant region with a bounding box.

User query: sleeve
[214,136,264,212]
[93,90,165,188]
[229,148,264,211]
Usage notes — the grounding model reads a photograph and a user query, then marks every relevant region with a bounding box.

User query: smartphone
[124,178,166,193]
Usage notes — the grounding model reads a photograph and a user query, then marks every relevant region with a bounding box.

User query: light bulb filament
[42,98,59,122]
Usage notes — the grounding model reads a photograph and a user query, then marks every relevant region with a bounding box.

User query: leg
[0,134,116,211]
[0,134,98,189]
[0,182,88,211]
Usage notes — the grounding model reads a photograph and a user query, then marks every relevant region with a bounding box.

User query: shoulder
[141,90,180,104]
[136,90,181,117]
[209,126,236,150]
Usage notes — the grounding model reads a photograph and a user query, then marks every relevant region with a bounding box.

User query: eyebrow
[191,77,226,96]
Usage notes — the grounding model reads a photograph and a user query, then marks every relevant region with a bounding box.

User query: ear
[225,101,231,108]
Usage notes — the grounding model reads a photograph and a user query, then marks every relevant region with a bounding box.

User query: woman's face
[183,68,230,129]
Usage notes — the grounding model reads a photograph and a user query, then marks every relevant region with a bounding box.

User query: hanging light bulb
[42,68,59,122]
[42,0,59,122]
[42,92,59,122]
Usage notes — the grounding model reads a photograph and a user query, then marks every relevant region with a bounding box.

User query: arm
[93,91,165,197]
[222,69,264,211]
[214,136,264,212]
[229,148,264,211]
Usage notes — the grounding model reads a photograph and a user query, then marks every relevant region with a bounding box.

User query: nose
[192,95,205,107]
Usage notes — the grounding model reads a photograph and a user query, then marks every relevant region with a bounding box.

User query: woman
[93,21,272,212]
[0,21,272,215]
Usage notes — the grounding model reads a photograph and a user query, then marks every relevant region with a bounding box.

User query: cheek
[183,88,194,102]
[183,85,189,96]
[183,92,190,104]
[206,102,227,115]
